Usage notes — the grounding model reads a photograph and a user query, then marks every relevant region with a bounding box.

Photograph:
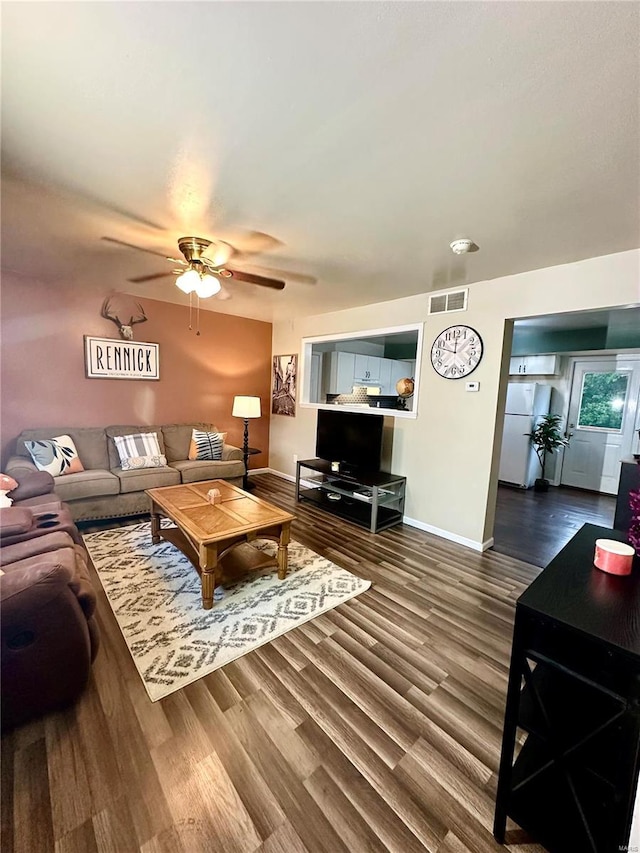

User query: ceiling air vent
[428,288,468,315]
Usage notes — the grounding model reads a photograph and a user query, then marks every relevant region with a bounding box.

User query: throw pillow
[113,432,162,466]
[0,474,19,492]
[0,473,18,507]
[24,435,85,477]
[188,429,226,461]
[120,455,167,471]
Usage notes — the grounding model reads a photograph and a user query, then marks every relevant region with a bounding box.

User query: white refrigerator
[498,382,552,488]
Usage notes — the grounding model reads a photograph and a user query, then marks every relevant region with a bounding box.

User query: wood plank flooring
[492,483,615,567]
[2,473,549,853]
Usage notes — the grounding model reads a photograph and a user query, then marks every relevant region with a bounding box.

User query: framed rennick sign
[84,336,160,380]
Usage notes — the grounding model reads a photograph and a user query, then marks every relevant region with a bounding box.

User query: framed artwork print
[272,354,297,416]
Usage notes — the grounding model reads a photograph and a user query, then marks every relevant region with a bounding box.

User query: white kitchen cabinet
[389,360,413,391]
[377,359,392,394]
[327,351,356,394]
[509,355,559,376]
[354,355,380,383]
[328,352,415,396]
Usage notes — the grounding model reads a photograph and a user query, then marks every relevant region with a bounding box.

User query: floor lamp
[232,396,261,491]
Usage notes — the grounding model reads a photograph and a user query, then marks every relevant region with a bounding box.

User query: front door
[561,357,640,494]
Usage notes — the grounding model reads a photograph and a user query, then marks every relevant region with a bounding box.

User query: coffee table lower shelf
[159,525,278,579]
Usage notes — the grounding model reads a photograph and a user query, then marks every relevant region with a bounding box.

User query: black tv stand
[295,458,406,534]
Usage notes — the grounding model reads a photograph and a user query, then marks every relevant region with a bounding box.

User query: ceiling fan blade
[228,269,285,290]
[238,264,317,285]
[102,236,178,261]
[218,230,284,257]
[127,271,175,283]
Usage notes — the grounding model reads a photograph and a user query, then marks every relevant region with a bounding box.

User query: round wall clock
[431,325,483,379]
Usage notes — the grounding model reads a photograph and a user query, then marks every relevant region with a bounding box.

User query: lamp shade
[232,396,261,419]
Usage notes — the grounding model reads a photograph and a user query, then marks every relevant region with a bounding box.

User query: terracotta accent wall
[1,274,272,469]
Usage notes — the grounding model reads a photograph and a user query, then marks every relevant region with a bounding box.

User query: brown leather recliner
[1,472,100,731]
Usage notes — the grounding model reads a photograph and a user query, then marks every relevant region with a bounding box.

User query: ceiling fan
[102,235,286,299]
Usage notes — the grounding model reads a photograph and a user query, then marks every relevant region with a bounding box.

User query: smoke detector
[450,238,479,255]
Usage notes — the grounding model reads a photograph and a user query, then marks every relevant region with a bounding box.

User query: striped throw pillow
[113,433,166,470]
[189,429,224,461]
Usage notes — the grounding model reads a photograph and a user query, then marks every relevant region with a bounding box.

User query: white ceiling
[2,2,639,322]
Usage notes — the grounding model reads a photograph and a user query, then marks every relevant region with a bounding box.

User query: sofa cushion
[106,426,166,469]
[15,428,109,470]
[115,466,181,494]
[169,459,245,484]
[162,423,219,463]
[52,470,120,502]
[1,531,77,566]
[7,471,55,502]
[0,508,34,538]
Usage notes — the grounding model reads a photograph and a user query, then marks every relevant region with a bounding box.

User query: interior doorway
[491,306,640,567]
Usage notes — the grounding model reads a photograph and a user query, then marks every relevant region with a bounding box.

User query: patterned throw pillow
[120,455,167,471]
[113,433,166,470]
[188,429,225,461]
[25,435,85,477]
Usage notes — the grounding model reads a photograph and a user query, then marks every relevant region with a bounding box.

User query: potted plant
[526,413,571,492]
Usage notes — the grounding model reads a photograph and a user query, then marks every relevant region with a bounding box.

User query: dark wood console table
[494,523,640,853]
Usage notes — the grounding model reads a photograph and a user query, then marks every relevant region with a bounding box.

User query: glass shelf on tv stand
[295,458,406,534]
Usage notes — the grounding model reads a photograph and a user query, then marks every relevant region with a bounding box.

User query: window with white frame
[300,324,423,418]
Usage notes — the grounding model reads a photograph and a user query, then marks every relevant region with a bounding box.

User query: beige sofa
[5,423,245,522]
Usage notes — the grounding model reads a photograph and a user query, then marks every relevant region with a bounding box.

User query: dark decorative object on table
[526,413,571,492]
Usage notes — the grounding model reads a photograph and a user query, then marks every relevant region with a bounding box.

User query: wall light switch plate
[466,381,480,392]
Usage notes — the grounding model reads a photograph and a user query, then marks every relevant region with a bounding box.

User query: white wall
[271,250,640,549]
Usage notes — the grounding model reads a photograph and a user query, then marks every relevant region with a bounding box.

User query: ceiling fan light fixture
[175,268,201,294]
[195,273,221,299]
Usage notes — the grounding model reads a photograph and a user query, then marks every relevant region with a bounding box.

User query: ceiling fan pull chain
[188,292,193,331]
[196,295,201,336]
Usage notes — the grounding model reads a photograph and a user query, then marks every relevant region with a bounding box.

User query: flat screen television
[316,409,384,473]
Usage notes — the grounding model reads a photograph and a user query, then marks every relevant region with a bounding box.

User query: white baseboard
[265,468,297,483]
[248,467,270,476]
[402,515,494,552]
[265,469,493,553]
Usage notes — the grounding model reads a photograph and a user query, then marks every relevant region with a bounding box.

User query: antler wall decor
[100,298,148,340]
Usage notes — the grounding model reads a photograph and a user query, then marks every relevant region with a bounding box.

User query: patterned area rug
[83,522,370,701]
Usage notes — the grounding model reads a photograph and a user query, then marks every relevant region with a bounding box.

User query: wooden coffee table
[146,480,296,609]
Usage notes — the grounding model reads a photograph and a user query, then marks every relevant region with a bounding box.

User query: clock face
[431,325,483,379]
